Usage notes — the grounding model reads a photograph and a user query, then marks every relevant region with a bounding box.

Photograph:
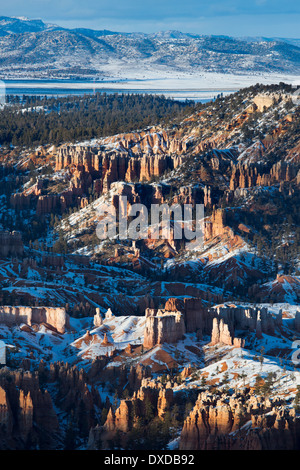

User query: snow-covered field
[4,71,300,101]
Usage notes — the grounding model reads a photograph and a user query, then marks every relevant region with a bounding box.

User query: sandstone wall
[55,143,183,193]
[253,94,275,112]
[143,308,186,348]
[0,306,69,334]
[143,299,278,349]
[229,161,298,191]
[252,93,291,112]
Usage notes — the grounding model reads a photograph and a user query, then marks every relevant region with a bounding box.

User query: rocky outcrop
[16,140,298,219]
[229,161,298,191]
[250,275,300,304]
[211,317,231,346]
[36,194,60,215]
[102,129,187,157]
[98,383,173,447]
[94,308,103,327]
[11,186,79,215]
[101,332,113,346]
[164,298,185,312]
[211,304,276,343]
[103,153,181,192]
[10,192,33,210]
[55,141,184,194]
[157,388,173,418]
[48,361,101,438]
[105,308,114,320]
[204,208,233,240]
[179,391,300,450]
[0,306,69,334]
[143,308,186,349]
[113,400,133,433]
[18,390,33,441]
[211,317,246,348]
[0,361,103,450]
[252,93,291,112]
[127,364,152,391]
[143,300,277,349]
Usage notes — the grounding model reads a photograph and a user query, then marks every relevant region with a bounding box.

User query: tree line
[0,92,195,147]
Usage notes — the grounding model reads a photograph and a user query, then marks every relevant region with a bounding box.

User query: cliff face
[229,161,298,191]
[209,304,276,345]
[179,391,300,450]
[10,184,79,215]
[143,308,186,349]
[142,299,276,350]
[211,317,237,347]
[12,141,184,214]
[55,140,183,193]
[0,306,69,334]
[101,129,187,157]
[252,93,291,112]
[12,135,299,216]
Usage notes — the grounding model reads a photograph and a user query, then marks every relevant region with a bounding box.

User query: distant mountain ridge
[0,16,118,37]
[0,16,60,35]
[0,16,299,79]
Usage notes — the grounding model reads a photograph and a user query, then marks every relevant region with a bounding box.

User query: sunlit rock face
[0,306,69,334]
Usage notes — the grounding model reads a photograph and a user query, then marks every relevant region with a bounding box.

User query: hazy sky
[1,0,300,37]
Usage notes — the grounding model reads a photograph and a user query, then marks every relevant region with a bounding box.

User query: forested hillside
[0,93,194,146]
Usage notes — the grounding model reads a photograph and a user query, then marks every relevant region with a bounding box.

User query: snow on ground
[176,342,300,401]
[5,71,299,101]
[72,314,146,361]
[1,297,299,404]
[239,302,300,319]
